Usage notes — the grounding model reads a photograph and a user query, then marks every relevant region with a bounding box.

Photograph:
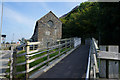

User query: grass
[6,46,72,78]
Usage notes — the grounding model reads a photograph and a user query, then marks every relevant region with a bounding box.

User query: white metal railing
[86,38,99,79]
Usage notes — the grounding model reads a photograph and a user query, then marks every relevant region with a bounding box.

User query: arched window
[47,20,54,27]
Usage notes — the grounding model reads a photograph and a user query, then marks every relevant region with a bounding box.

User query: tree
[60,2,120,48]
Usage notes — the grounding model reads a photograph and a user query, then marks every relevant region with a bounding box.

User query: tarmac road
[37,45,89,78]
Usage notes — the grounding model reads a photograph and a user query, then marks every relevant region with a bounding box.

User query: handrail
[57,38,71,42]
[86,40,92,79]
[86,38,99,79]
[92,38,99,78]
[13,38,78,79]
[92,38,99,74]
[0,37,81,79]
[27,42,40,45]
[92,38,99,50]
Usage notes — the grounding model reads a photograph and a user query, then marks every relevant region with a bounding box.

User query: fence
[0,38,81,79]
[86,38,120,79]
[0,49,13,79]
[1,43,20,50]
[98,45,119,79]
[86,38,99,79]
[74,38,81,47]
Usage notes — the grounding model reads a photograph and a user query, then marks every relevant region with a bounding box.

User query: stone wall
[31,11,62,48]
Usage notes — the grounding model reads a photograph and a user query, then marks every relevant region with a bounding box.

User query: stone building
[31,11,62,48]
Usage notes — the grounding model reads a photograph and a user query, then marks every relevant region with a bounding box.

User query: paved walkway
[37,45,89,78]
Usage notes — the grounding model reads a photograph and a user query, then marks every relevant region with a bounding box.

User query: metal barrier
[86,38,99,79]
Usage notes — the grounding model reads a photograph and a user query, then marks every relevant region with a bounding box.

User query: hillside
[60,2,120,46]
[60,5,79,18]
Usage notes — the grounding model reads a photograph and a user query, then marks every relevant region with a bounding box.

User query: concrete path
[37,45,89,78]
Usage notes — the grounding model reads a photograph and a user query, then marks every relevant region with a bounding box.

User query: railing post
[93,64,96,78]
[10,46,13,80]
[12,47,17,80]
[65,40,67,49]
[33,45,35,50]
[26,41,30,80]
[70,39,71,48]
[71,39,73,48]
[58,40,61,57]
[47,42,49,66]
[71,38,73,48]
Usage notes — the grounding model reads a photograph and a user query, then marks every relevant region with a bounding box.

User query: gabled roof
[37,11,62,23]
[31,11,62,40]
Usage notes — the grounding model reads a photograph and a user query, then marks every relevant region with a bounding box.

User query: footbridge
[2,37,118,80]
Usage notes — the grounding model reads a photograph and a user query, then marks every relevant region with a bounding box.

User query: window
[45,31,50,35]
[47,20,54,27]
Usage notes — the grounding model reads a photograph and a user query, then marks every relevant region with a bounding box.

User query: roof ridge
[37,11,62,23]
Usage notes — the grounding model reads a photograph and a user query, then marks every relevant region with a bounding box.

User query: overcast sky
[0,1,86,42]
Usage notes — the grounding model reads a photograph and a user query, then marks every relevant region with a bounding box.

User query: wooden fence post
[65,40,67,49]
[108,46,119,78]
[99,45,106,51]
[58,41,61,57]
[12,47,17,80]
[99,45,119,78]
[73,38,75,48]
[26,41,30,80]
[70,39,72,48]
[72,38,73,48]
[10,46,13,80]
[99,45,107,78]
[33,45,35,50]
[47,42,49,66]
